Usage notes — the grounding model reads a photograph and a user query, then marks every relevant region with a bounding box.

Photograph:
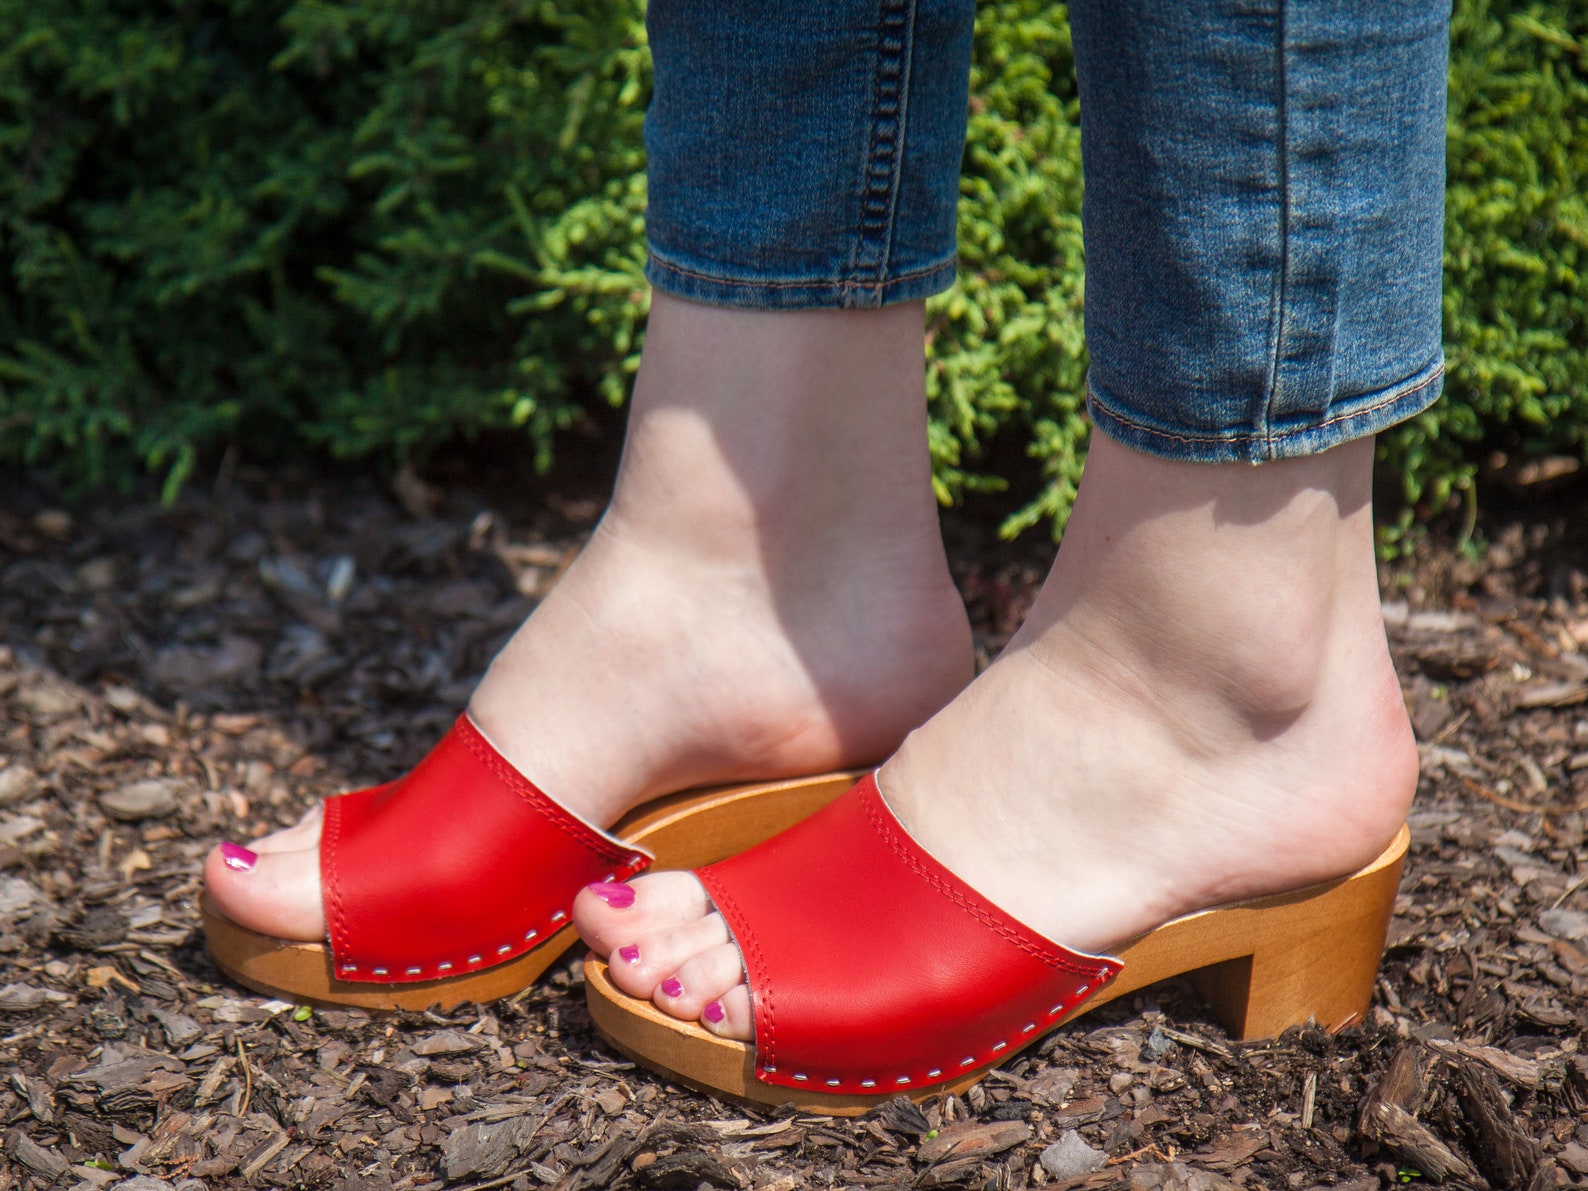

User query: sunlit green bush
[2,0,1582,535]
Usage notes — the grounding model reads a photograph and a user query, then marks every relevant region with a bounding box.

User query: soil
[1,457,1585,1191]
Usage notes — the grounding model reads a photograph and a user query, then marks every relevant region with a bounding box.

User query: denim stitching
[646,249,954,294]
[1088,362,1444,451]
[1261,0,1293,459]
[849,0,914,288]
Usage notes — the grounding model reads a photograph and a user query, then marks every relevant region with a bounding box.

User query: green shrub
[0,0,652,500]
[1,0,1584,535]
[1384,0,1588,541]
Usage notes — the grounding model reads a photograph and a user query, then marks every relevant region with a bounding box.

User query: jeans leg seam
[1261,0,1292,461]
[849,0,914,293]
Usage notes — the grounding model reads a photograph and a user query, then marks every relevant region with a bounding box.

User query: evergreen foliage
[1,0,1583,533]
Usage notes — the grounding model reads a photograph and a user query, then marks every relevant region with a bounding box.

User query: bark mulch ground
[1,462,1585,1191]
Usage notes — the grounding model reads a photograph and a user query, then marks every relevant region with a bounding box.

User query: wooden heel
[1094,825,1409,1039]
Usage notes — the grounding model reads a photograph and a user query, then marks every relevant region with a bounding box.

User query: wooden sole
[584,824,1410,1115]
[202,770,861,1011]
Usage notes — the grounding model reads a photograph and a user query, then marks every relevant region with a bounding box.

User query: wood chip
[0,982,49,1011]
[5,1130,69,1178]
[1154,1025,1233,1059]
[413,1029,485,1056]
[917,1119,1032,1165]
[3,462,1584,1191]
[1515,680,1588,709]
[1427,1039,1545,1090]
[239,1130,291,1179]
[0,765,37,807]
[442,1118,536,1181]
[1454,1058,1540,1190]
[1358,1099,1475,1183]
[1358,1045,1477,1183]
[1039,1130,1107,1180]
[100,778,182,822]
[0,876,37,916]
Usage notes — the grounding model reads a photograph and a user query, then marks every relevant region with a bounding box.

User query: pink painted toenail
[586,882,635,908]
[618,945,641,965]
[220,842,257,872]
[660,978,684,998]
[702,1001,725,1024]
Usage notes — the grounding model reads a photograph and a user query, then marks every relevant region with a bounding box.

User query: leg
[578,0,1448,1053]
[202,0,981,942]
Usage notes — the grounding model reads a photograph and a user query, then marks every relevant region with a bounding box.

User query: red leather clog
[585,773,1408,1113]
[202,714,859,1010]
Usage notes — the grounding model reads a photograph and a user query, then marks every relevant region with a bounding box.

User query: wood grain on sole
[203,770,862,1011]
[584,824,1409,1115]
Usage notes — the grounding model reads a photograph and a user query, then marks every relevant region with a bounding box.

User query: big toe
[574,870,754,1042]
[574,869,714,955]
[203,828,326,942]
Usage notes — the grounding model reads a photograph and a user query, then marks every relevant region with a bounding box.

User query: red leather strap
[322,715,651,983]
[696,775,1122,1094]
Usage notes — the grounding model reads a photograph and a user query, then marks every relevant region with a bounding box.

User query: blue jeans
[643,0,1449,464]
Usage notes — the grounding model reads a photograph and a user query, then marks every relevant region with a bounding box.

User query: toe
[574,870,755,1041]
[701,983,753,1041]
[203,840,325,941]
[248,804,323,854]
[573,869,713,957]
[654,942,749,1027]
[603,911,732,999]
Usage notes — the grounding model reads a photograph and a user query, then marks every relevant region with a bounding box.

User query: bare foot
[574,434,1418,1042]
[203,296,974,942]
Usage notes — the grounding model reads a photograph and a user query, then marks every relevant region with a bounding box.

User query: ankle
[609,295,943,553]
[1022,435,1393,725]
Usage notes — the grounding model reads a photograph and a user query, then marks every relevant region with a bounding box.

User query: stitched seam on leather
[861,792,1101,976]
[323,795,347,962]
[701,869,776,1069]
[455,717,631,863]
[329,718,649,977]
